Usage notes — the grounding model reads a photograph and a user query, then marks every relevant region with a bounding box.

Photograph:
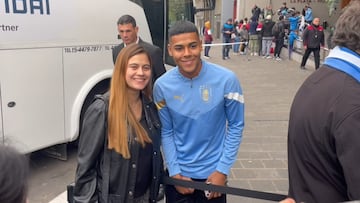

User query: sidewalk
[204,42,313,202]
[49,42,314,203]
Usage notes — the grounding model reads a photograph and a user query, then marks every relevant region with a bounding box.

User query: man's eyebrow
[173,44,184,48]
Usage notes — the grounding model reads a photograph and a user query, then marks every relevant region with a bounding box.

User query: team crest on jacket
[200,85,211,102]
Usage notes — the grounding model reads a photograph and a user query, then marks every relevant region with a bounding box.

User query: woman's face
[125,53,151,91]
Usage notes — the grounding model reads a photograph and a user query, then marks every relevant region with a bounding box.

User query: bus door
[0,48,65,153]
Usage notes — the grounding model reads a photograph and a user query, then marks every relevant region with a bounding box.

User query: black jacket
[112,38,166,83]
[74,92,163,203]
[302,24,325,48]
[288,65,360,202]
[260,20,275,38]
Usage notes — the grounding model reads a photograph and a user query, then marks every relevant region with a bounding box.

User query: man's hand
[172,174,195,195]
[206,171,227,199]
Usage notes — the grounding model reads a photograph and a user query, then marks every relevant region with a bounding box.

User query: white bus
[0,0,214,158]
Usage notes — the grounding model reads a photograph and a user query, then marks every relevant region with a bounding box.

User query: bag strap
[162,176,287,201]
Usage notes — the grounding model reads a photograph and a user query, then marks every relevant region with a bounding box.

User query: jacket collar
[324,46,360,83]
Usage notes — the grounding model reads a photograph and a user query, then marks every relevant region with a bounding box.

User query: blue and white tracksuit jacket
[153,60,245,179]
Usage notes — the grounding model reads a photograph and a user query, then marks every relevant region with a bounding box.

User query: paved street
[207,43,314,202]
[42,43,316,203]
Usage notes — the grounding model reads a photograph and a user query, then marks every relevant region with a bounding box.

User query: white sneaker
[254,53,258,56]
[266,56,272,59]
[203,56,210,59]
[276,57,282,61]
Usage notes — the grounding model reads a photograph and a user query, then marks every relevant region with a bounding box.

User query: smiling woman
[74,43,164,203]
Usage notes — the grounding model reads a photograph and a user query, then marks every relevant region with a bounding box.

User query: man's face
[167,32,202,79]
[117,23,138,45]
[313,18,320,26]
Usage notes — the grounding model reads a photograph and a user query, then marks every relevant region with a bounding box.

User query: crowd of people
[204,2,327,68]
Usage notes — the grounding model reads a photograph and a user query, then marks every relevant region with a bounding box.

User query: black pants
[165,180,226,203]
[204,41,212,57]
[222,38,231,58]
[301,47,320,69]
[274,38,284,57]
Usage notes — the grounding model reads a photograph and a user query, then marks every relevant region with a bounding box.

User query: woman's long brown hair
[108,44,152,159]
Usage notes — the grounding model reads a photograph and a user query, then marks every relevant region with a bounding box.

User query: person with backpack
[273,15,286,60]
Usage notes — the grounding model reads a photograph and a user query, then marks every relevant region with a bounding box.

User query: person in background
[260,15,275,59]
[239,23,249,55]
[300,17,325,70]
[0,145,29,203]
[288,11,301,32]
[233,20,241,55]
[244,17,249,30]
[304,4,313,25]
[248,16,259,56]
[112,14,166,83]
[273,15,286,61]
[288,30,299,60]
[287,1,360,202]
[252,4,261,21]
[221,18,234,60]
[256,19,264,56]
[277,2,288,17]
[203,20,213,59]
[263,5,274,21]
[74,44,163,203]
[153,20,244,203]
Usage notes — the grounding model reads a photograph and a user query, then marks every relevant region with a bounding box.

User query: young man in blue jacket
[153,20,244,203]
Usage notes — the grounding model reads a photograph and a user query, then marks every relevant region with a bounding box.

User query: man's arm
[302,28,309,47]
[153,83,181,177]
[336,109,360,199]
[216,73,245,175]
